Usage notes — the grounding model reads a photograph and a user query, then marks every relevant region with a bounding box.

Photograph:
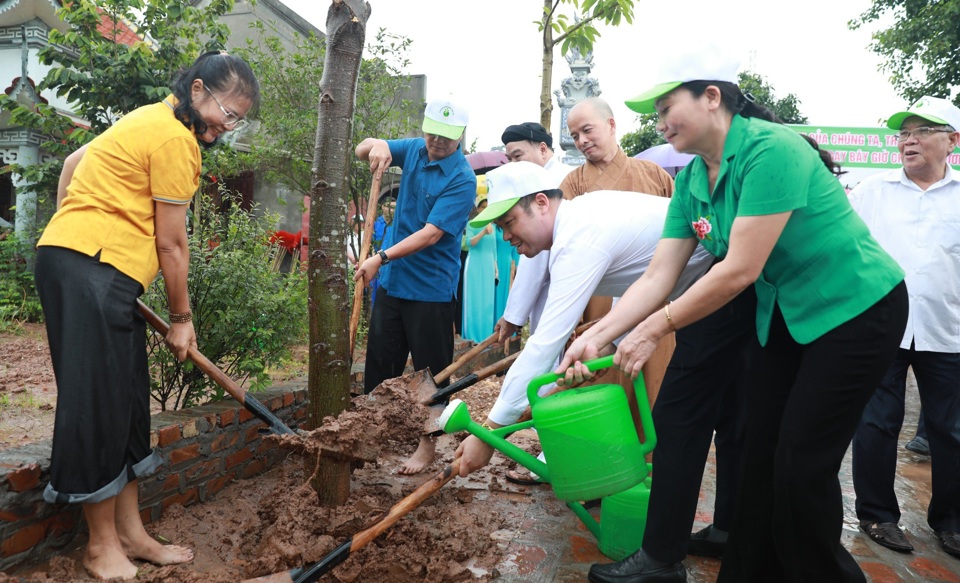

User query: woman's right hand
[166,321,197,362]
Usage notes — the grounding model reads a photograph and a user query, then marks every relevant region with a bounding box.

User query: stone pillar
[13,144,39,240]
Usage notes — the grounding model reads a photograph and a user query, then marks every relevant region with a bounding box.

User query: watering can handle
[526,355,616,403]
[526,354,657,455]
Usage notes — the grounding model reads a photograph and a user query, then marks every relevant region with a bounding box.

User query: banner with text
[788,125,960,170]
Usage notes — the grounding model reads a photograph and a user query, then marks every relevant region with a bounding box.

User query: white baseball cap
[469,161,555,227]
[886,96,960,132]
[626,45,742,114]
[422,98,469,140]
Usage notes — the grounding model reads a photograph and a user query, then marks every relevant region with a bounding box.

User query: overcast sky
[279,0,905,153]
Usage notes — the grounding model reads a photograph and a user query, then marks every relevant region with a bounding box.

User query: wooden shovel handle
[349,174,383,359]
[351,458,461,550]
[426,351,519,405]
[433,331,498,384]
[138,300,247,404]
[137,300,296,435]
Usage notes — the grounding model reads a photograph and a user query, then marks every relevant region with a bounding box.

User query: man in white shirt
[453,160,712,463]
[850,95,960,560]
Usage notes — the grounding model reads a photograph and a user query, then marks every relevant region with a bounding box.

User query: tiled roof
[96,11,141,46]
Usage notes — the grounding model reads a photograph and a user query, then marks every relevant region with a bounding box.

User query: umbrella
[466,150,509,174]
[634,143,696,177]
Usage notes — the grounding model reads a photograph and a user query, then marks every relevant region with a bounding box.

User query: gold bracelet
[481,421,494,430]
[169,311,193,324]
[664,302,676,331]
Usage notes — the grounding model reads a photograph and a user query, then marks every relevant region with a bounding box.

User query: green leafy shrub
[144,195,307,410]
[0,231,43,326]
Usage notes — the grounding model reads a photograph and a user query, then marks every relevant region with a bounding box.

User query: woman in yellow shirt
[34,51,259,580]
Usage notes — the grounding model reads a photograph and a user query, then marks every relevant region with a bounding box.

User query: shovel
[349,174,383,360]
[241,458,462,583]
[137,300,297,436]
[411,330,500,405]
[416,318,598,408]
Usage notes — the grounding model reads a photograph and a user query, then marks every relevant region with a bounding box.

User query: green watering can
[437,355,657,501]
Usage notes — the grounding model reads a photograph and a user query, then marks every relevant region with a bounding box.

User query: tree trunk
[307,0,370,506]
[539,0,554,131]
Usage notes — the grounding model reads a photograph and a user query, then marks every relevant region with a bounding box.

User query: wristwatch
[377,249,390,265]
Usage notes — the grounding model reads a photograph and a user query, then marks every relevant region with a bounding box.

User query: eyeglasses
[896,126,953,141]
[204,86,249,131]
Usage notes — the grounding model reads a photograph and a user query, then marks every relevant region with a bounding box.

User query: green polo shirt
[662,115,904,345]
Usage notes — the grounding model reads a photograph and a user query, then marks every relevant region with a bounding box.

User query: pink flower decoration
[692,216,713,240]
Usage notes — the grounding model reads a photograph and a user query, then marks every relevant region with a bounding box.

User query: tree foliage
[849,0,960,105]
[144,193,307,410]
[619,113,664,157]
[537,0,635,130]
[232,23,418,211]
[619,71,808,156]
[229,22,418,271]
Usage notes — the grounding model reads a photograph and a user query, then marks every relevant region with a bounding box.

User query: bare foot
[398,436,437,475]
[122,534,194,566]
[84,542,139,581]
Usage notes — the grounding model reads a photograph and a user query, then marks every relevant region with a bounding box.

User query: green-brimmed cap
[626,46,742,114]
[469,161,555,228]
[886,96,960,132]
[422,98,468,140]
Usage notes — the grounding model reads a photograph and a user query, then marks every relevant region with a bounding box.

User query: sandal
[505,469,545,486]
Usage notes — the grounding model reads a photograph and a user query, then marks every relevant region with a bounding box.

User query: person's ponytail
[170,51,261,139]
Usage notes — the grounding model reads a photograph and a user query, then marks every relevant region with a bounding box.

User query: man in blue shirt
[355,98,476,474]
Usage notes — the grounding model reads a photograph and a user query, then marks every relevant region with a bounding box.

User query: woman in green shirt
[559,53,907,583]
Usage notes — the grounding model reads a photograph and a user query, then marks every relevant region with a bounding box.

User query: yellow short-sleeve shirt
[38,97,201,290]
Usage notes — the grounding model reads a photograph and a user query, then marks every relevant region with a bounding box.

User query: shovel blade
[408,368,440,404]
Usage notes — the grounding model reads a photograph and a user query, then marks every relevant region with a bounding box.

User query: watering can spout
[437,400,549,481]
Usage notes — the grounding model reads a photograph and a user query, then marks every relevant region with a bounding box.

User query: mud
[10,376,534,583]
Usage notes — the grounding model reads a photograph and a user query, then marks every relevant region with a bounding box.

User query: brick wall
[0,381,308,573]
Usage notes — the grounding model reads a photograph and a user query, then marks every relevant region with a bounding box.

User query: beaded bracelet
[169,311,193,324]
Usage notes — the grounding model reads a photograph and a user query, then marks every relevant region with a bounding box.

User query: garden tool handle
[137,300,296,435]
[349,173,383,359]
[433,331,499,385]
[526,354,658,455]
[426,351,520,405]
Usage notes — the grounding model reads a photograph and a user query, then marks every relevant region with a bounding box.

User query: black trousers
[363,288,456,393]
[35,246,160,505]
[718,282,908,583]
[643,287,755,563]
[853,345,960,532]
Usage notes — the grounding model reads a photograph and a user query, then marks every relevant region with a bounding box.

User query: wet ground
[5,369,956,582]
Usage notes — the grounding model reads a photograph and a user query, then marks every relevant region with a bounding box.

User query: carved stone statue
[554,44,601,165]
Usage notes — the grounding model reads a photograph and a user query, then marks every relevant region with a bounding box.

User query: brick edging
[0,381,308,573]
